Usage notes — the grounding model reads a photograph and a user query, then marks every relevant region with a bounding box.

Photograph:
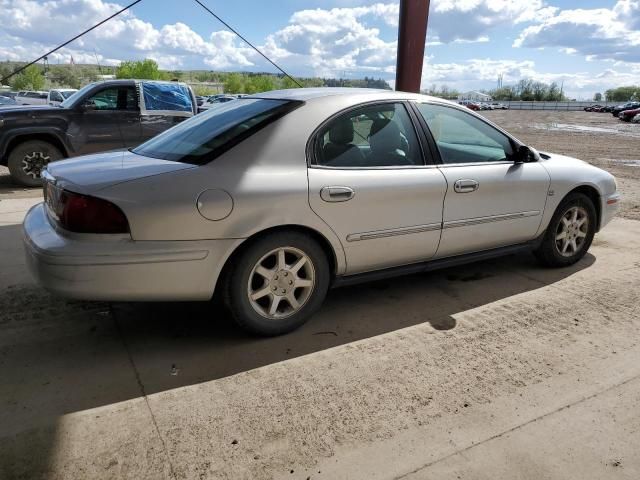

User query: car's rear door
[139,82,194,142]
[307,101,447,274]
[412,101,550,258]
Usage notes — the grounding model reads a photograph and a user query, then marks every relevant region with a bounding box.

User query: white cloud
[262,4,399,77]
[514,0,640,63]
[428,0,556,43]
[420,57,640,99]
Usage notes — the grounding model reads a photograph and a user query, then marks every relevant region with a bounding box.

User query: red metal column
[395,0,430,93]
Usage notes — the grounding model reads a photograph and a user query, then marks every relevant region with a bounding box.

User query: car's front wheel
[8,140,63,187]
[225,232,330,336]
[534,192,597,267]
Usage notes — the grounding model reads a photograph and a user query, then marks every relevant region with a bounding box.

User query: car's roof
[247,87,435,102]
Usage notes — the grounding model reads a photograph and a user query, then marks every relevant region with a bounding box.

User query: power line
[192,0,303,88]
[1,0,144,85]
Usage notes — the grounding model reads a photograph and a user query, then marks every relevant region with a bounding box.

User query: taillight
[58,190,129,234]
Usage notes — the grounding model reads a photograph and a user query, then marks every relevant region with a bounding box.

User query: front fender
[0,126,73,163]
[536,153,616,234]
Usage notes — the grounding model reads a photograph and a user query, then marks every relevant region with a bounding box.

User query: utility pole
[395,0,430,93]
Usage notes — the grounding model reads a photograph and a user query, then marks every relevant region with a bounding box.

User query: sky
[0,0,639,99]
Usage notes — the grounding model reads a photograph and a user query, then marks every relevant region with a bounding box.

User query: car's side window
[415,103,514,164]
[315,102,423,167]
[88,87,138,111]
[50,92,63,102]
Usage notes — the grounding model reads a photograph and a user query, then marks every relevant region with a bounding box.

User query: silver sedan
[23,88,621,335]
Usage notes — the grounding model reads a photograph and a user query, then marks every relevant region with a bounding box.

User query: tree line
[1,59,391,96]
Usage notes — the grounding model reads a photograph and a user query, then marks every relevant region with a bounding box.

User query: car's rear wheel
[225,232,330,336]
[8,140,63,187]
[534,193,597,267]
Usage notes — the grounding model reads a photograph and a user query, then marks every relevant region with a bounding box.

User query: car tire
[534,193,597,268]
[8,140,63,187]
[225,231,330,336]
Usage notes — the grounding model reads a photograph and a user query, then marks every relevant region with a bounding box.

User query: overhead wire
[0,0,144,85]
[192,0,303,87]
[1,0,302,90]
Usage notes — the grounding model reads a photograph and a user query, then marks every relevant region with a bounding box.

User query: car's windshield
[133,98,295,165]
[59,83,96,108]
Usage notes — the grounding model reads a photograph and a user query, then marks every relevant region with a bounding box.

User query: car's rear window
[133,98,298,165]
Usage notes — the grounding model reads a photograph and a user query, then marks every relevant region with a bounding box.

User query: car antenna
[0,0,144,85]
[192,0,303,88]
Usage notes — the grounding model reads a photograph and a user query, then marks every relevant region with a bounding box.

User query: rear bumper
[23,203,241,301]
[600,192,621,230]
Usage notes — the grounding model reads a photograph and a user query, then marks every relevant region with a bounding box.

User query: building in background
[457,91,492,102]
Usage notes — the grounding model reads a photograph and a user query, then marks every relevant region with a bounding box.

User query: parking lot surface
[1,110,640,479]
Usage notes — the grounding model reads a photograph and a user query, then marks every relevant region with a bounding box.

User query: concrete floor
[1,196,639,479]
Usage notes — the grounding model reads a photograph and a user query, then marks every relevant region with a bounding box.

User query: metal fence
[500,101,618,111]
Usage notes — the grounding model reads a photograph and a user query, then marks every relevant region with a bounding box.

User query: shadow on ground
[0,170,42,200]
[0,221,595,478]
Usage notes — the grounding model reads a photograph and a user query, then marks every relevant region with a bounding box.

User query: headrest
[369,119,402,152]
[328,119,354,145]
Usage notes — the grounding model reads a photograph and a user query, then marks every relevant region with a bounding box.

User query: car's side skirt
[331,240,540,288]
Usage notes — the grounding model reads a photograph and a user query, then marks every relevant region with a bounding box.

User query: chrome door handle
[454,179,479,193]
[320,186,355,202]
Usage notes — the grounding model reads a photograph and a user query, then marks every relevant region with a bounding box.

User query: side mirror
[515,145,539,163]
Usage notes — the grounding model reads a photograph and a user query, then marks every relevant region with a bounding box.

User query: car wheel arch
[213,224,340,301]
[562,185,602,231]
[6,132,69,161]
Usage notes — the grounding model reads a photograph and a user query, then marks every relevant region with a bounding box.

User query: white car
[23,88,620,336]
[47,88,77,106]
[15,90,48,105]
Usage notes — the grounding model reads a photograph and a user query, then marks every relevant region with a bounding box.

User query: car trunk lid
[44,150,196,194]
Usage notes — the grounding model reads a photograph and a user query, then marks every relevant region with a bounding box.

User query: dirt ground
[482,110,640,220]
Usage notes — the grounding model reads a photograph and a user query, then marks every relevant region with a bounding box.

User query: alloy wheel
[21,151,50,179]
[555,206,589,257]
[247,246,316,319]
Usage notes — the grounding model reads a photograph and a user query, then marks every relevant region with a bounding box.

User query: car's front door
[307,102,447,274]
[413,102,550,258]
[73,85,141,154]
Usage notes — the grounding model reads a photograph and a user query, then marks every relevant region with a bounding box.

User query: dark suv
[0,79,197,186]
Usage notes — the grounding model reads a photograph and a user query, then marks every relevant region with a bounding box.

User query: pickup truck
[14,91,49,106]
[0,79,197,186]
[47,88,78,106]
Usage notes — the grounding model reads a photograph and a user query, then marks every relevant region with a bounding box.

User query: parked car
[0,79,197,186]
[611,101,640,117]
[584,104,604,112]
[0,91,17,99]
[23,88,620,336]
[459,100,481,111]
[15,90,48,105]
[491,102,509,110]
[618,107,640,122]
[632,114,640,123]
[0,95,16,106]
[47,88,77,106]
